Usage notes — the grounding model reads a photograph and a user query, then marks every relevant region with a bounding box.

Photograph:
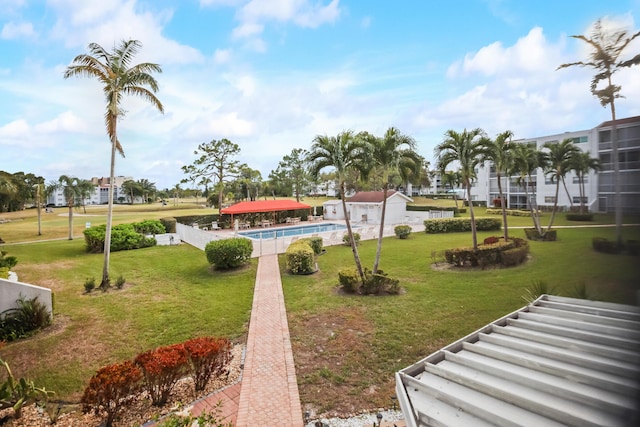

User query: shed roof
[396,295,640,427]
[346,190,413,203]
[220,199,311,214]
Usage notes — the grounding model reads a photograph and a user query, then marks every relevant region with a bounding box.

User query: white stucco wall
[0,278,53,316]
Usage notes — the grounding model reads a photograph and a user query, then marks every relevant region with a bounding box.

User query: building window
[573,175,588,184]
[573,196,588,204]
[544,196,556,203]
[572,136,588,144]
[545,176,554,185]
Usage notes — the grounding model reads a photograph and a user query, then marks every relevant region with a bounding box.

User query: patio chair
[211,221,220,230]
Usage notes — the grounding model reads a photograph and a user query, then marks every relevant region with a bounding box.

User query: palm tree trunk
[561,177,573,210]
[340,184,366,285]
[579,174,585,215]
[546,180,560,234]
[36,184,42,236]
[373,186,387,274]
[497,172,508,240]
[523,175,540,233]
[102,131,117,289]
[467,181,478,250]
[610,98,622,248]
[68,203,73,240]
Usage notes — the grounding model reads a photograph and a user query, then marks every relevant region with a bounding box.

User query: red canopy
[220,199,311,215]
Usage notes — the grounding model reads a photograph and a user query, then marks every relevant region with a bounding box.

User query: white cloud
[213,48,232,64]
[448,27,559,78]
[49,0,204,65]
[231,22,264,39]
[34,111,87,134]
[1,21,35,39]
[0,119,30,141]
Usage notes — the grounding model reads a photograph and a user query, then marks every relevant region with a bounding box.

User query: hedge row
[444,237,529,268]
[424,217,501,234]
[592,237,639,255]
[486,208,533,217]
[81,337,231,427]
[566,213,594,221]
[285,237,323,275]
[83,220,164,253]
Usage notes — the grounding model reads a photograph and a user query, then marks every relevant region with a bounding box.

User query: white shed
[323,191,413,225]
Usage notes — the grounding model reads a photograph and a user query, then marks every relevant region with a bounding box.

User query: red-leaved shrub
[183,337,232,392]
[483,236,500,245]
[81,360,143,427]
[135,343,189,406]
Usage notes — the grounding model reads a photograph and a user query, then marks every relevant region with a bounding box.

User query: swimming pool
[239,223,348,239]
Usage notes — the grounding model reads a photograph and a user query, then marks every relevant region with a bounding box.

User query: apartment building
[470,115,640,214]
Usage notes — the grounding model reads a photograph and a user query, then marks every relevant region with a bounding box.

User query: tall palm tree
[308,131,369,285]
[366,127,421,274]
[510,143,547,235]
[138,179,156,204]
[543,139,579,233]
[570,151,601,214]
[435,128,487,250]
[64,40,164,288]
[50,175,86,240]
[558,19,640,247]
[481,130,514,240]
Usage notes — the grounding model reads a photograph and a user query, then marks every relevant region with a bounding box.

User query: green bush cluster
[0,250,18,270]
[566,213,594,221]
[0,267,8,280]
[299,237,323,255]
[337,267,400,295]
[133,219,166,235]
[84,221,162,253]
[424,217,501,234]
[342,232,361,246]
[0,295,51,342]
[485,208,532,217]
[592,237,639,255]
[204,238,253,270]
[444,237,529,268]
[285,241,316,275]
[160,217,177,233]
[524,228,557,241]
[394,225,412,239]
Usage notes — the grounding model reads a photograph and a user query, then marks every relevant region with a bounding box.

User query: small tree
[182,138,242,209]
[543,139,579,233]
[481,130,514,240]
[570,151,601,214]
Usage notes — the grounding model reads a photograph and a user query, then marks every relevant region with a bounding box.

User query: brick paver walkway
[235,254,304,426]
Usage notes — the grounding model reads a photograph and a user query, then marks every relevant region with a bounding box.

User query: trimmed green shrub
[444,238,529,268]
[133,219,166,235]
[566,213,594,221]
[160,217,177,233]
[424,217,501,234]
[627,240,639,256]
[115,275,126,289]
[394,225,411,239]
[524,228,557,241]
[285,241,315,275]
[338,267,359,293]
[0,267,8,280]
[204,238,253,270]
[342,232,361,246]
[362,269,400,295]
[299,237,323,255]
[338,267,400,295]
[592,237,618,254]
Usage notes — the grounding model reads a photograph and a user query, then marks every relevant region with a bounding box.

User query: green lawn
[1,240,256,399]
[281,226,640,414]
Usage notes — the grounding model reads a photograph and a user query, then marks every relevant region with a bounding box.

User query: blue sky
[1,0,639,190]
